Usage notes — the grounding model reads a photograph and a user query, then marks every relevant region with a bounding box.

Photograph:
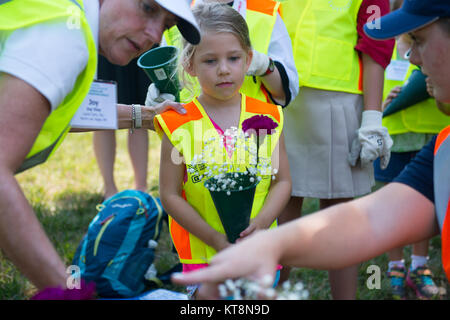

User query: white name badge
[385,60,410,81]
[70,80,118,129]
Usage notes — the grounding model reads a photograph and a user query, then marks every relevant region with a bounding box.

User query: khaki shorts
[284,87,374,199]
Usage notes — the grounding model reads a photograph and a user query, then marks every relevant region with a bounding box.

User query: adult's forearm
[272,201,375,270]
[0,170,67,290]
[275,184,438,270]
[70,104,157,132]
[117,104,156,131]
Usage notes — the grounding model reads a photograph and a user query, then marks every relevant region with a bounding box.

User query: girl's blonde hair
[178,2,252,95]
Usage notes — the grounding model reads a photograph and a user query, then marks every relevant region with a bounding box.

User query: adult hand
[246,49,271,77]
[171,231,279,299]
[348,110,393,170]
[148,99,186,116]
[145,83,176,106]
[139,100,186,131]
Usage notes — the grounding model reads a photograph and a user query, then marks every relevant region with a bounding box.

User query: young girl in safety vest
[154,2,291,297]
[146,0,299,108]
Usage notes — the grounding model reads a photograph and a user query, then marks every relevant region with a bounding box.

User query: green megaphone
[383,69,430,117]
[137,46,181,102]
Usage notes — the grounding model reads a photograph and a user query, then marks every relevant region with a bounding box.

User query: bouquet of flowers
[191,115,279,243]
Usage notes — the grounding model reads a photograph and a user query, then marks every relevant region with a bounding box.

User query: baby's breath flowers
[191,118,279,243]
[217,275,309,300]
[195,118,279,194]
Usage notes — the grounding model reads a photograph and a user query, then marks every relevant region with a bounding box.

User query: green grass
[1,131,449,299]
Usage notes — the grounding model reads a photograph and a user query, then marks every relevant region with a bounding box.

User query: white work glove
[348,110,393,170]
[145,83,176,106]
[246,49,271,76]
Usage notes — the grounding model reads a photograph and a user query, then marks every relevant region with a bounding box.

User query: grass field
[1,130,448,300]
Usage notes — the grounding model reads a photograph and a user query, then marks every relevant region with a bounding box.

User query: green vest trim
[15,128,67,174]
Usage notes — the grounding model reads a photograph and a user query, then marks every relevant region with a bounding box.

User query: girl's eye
[204,59,216,64]
[229,56,240,62]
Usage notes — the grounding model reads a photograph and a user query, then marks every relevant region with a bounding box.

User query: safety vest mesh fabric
[382,45,450,135]
[280,0,363,94]
[154,94,283,264]
[0,0,97,173]
[434,126,450,282]
[164,0,280,104]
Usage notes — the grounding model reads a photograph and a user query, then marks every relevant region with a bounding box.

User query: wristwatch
[262,58,275,76]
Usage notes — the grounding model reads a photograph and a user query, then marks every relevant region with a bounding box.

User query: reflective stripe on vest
[434,126,450,281]
[154,94,283,264]
[15,129,67,174]
[0,0,97,173]
[163,0,279,103]
[382,45,450,135]
[280,0,363,94]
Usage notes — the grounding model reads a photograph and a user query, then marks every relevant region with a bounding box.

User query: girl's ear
[245,49,253,73]
[184,59,197,77]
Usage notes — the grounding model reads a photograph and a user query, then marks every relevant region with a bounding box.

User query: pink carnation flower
[242,115,278,137]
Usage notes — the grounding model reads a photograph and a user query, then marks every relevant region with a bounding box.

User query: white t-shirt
[0,0,99,111]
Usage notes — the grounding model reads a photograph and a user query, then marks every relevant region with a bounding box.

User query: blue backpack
[72,190,167,298]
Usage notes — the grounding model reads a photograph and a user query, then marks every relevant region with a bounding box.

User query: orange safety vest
[434,126,450,281]
[154,95,283,264]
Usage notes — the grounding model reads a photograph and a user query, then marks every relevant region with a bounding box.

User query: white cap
[155,0,201,45]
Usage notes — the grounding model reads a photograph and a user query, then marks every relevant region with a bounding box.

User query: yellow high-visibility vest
[154,94,283,264]
[0,0,97,173]
[164,0,280,103]
[382,45,450,135]
[280,0,363,94]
